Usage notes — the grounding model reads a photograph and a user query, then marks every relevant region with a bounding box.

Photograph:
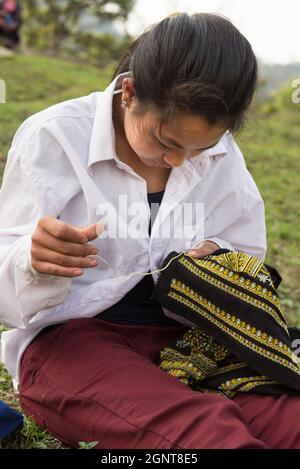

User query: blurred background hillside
[0,0,299,449]
[20,0,134,66]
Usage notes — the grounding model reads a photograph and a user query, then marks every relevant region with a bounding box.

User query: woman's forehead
[158,114,227,148]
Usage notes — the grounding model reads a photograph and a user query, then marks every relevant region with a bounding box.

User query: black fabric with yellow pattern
[152,249,300,398]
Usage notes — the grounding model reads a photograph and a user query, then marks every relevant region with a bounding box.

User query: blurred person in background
[0,0,22,49]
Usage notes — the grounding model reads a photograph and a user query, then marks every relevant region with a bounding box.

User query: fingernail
[73,269,82,275]
[89,259,98,266]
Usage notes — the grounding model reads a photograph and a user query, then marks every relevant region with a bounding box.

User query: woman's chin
[139,157,172,168]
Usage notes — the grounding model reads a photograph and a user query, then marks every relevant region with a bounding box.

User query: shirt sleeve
[0,134,73,329]
[205,178,267,262]
[193,133,267,262]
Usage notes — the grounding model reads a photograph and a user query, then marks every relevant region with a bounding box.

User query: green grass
[0,54,300,448]
[236,83,300,324]
[0,53,113,180]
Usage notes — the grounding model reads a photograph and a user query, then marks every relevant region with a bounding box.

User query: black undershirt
[97,190,179,326]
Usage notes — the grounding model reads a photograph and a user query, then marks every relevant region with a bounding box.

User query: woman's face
[118,77,229,169]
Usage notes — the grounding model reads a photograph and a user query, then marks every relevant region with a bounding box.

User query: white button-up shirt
[0,73,267,390]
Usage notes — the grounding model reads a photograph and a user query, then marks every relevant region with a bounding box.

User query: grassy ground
[0,53,299,448]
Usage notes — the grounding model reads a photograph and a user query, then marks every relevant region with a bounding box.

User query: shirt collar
[188,135,228,176]
[204,138,228,159]
[88,73,228,175]
[88,72,129,175]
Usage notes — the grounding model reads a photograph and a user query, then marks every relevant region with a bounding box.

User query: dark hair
[113,12,258,134]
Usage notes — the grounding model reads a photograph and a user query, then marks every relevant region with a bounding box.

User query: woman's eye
[153,133,174,150]
[160,142,170,149]
[156,138,172,150]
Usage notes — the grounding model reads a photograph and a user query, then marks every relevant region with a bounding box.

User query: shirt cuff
[14,235,72,324]
[17,235,58,281]
[27,245,53,279]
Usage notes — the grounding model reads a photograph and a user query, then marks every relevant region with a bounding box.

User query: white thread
[86,252,184,281]
[86,254,118,277]
[86,240,203,282]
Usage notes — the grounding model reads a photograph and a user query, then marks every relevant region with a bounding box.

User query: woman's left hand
[186,240,220,258]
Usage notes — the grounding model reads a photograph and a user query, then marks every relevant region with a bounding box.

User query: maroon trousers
[19,317,300,449]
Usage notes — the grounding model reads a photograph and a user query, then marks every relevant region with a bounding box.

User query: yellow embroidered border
[178,256,287,332]
[219,375,277,393]
[167,289,300,375]
[185,254,279,304]
[175,328,231,362]
[171,280,292,360]
[160,347,216,377]
[205,361,248,377]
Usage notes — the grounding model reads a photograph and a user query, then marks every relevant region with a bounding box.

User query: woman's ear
[122,77,136,106]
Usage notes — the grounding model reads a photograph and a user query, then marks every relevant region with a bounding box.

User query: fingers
[187,249,205,257]
[187,240,205,257]
[187,240,220,258]
[31,249,97,277]
[32,228,98,258]
[80,222,104,242]
[31,260,84,278]
[31,217,104,277]
[32,245,99,269]
[40,216,89,244]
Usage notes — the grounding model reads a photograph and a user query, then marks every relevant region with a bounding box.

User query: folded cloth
[152,249,300,398]
[0,400,23,439]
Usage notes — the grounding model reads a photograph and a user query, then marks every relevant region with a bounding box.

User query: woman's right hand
[30,216,101,278]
